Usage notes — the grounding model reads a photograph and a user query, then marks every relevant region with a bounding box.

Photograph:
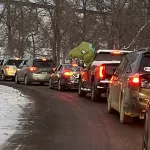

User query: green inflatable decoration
[69,42,96,69]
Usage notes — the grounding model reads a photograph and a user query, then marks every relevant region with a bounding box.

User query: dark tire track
[0,81,147,150]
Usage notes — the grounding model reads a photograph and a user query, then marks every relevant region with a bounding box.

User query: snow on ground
[0,85,31,146]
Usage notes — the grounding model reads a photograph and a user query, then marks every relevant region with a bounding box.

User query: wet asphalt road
[0,81,148,150]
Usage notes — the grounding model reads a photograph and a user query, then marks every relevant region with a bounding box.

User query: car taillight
[5,66,9,71]
[63,70,73,77]
[28,67,38,72]
[81,70,88,81]
[97,64,106,79]
[128,73,140,87]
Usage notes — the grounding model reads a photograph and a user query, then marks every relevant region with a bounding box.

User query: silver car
[15,58,55,85]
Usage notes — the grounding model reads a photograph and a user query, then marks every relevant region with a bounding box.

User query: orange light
[129,73,140,85]
[42,58,46,61]
[63,70,73,76]
[97,64,106,79]
[15,58,20,60]
[112,50,121,55]
[132,77,139,83]
[72,63,78,67]
[29,66,38,72]
[5,66,9,71]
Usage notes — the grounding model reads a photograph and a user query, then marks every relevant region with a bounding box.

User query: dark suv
[107,48,150,123]
[15,58,55,85]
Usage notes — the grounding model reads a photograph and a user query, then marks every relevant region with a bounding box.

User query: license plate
[42,72,48,74]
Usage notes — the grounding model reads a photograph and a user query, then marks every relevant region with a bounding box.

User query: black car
[49,63,81,90]
[107,48,150,123]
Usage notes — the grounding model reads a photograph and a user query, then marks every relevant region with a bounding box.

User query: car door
[111,57,128,111]
[18,60,28,81]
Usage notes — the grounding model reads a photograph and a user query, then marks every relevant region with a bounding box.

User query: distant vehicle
[0,57,23,81]
[107,48,150,123]
[15,57,55,85]
[78,49,131,102]
[49,63,81,90]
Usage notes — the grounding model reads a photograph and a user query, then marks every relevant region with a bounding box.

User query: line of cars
[0,48,150,124]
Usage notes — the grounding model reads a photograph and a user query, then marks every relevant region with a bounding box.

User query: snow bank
[0,85,30,146]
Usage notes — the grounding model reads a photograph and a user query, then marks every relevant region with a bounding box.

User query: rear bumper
[124,91,149,117]
[5,71,16,77]
[96,80,110,93]
[28,73,50,83]
[61,78,79,89]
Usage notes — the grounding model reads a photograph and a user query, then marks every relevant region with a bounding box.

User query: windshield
[139,56,150,73]
[33,60,55,68]
[65,65,81,71]
[95,53,128,61]
[5,59,22,67]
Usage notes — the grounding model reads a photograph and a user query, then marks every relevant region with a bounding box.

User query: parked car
[49,63,81,90]
[15,57,55,85]
[78,49,131,101]
[107,48,150,124]
[0,57,23,81]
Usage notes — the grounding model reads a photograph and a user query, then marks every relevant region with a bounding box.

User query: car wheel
[24,75,30,85]
[91,81,100,102]
[58,79,63,91]
[120,97,133,124]
[78,79,86,97]
[2,72,6,81]
[49,78,53,89]
[15,74,20,84]
[107,91,114,114]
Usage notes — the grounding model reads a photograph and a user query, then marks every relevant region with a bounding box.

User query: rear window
[95,52,127,61]
[5,59,22,67]
[65,65,81,71]
[33,60,55,68]
[139,56,150,73]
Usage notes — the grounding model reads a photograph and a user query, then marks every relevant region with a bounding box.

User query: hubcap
[49,79,52,88]
[78,82,81,94]
[25,76,27,85]
[120,102,124,122]
[2,73,4,80]
[58,80,61,90]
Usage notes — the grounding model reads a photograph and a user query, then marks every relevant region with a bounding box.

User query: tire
[91,81,100,102]
[120,97,133,124]
[15,74,20,84]
[58,79,63,91]
[24,75,30,85]
[1,72,6,81]
[78,79,86,97]
[107,91,114,114]
[49,78,53,89]
[40,83,44,86]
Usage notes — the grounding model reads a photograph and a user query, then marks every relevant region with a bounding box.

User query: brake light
[128,73,140,87]
[97,64,106,79]
[63,70,73,77]
[5,66,9,71]
[29,67,38,72]
[112,50,121,55]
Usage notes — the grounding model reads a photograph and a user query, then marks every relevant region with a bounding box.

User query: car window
[139,55,150,73]
[0,60,3,65]
[118,57,128,75]
[95,52,128,61]
[5,59,23,67]
[33,60,55,68]
[65,65,81,71]
[58,65,63,71]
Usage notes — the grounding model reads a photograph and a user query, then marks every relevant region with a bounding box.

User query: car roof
[97,49,132,54]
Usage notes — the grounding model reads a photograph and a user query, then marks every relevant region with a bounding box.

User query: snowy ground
[0,85,31,146]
